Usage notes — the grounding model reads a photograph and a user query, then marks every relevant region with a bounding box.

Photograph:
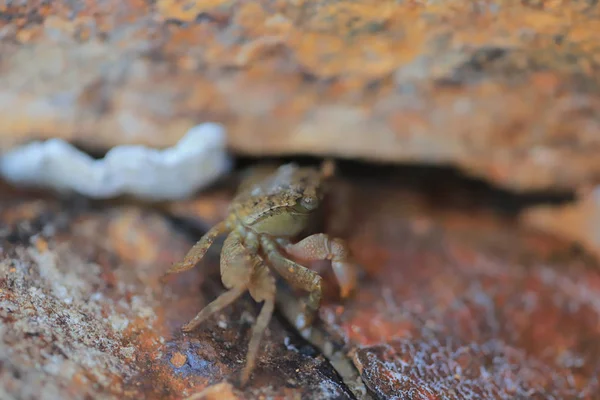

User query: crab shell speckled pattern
[229,163,326,236]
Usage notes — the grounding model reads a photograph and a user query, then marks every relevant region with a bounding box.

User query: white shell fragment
[0,123,232,200]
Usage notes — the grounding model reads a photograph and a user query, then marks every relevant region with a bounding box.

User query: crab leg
[182,231,254,332]
[164,221,229,275]
[182,286,245,331]
[242,297,273,385]
[220,230,254,289]
[284,233,357,299]
[261,236,323,329]
[242,263,276,385]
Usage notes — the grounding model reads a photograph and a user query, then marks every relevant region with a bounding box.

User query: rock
[318,173,599,399]
[0,187,354,399]
[1,1,600,192]
[161,168,600,399]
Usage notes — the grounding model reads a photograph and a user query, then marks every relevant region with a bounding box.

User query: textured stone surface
[314,176,600,399]
[1,1,600,192]
[3,161,600,398]
[0,183,353,400]
[161,167,600,399]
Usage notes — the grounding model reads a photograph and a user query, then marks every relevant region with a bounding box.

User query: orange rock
[1,1,600,193]
[169,351,188,368]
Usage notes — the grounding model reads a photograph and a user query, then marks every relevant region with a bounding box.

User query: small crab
[164,161,358,384]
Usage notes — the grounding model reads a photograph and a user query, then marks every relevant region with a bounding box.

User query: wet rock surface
[1,1,600,192]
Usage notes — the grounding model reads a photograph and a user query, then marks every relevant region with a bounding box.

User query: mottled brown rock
[0,187,354,399]
[4,157,600,399]
[2,1,600,192]
[311,176,600,399]
[170,352,188,368]
[161,167,600,399]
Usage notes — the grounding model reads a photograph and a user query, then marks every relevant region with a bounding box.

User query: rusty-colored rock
[160,167,600,399]
[310,175,600,399]
[170,352,188,368]
[0,186,354,399]
[4,158,600,398]
[1,1,600,192]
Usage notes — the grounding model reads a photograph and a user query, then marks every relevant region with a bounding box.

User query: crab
[164,161,358,385]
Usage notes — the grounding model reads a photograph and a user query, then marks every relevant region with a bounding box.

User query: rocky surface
[0,182,353,400]
[316,175,600,399]
[5,165,598,399]
[1,1,600,192]
[3,0,600,398]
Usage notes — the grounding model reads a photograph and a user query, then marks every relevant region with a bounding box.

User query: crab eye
[299,195,318,211]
